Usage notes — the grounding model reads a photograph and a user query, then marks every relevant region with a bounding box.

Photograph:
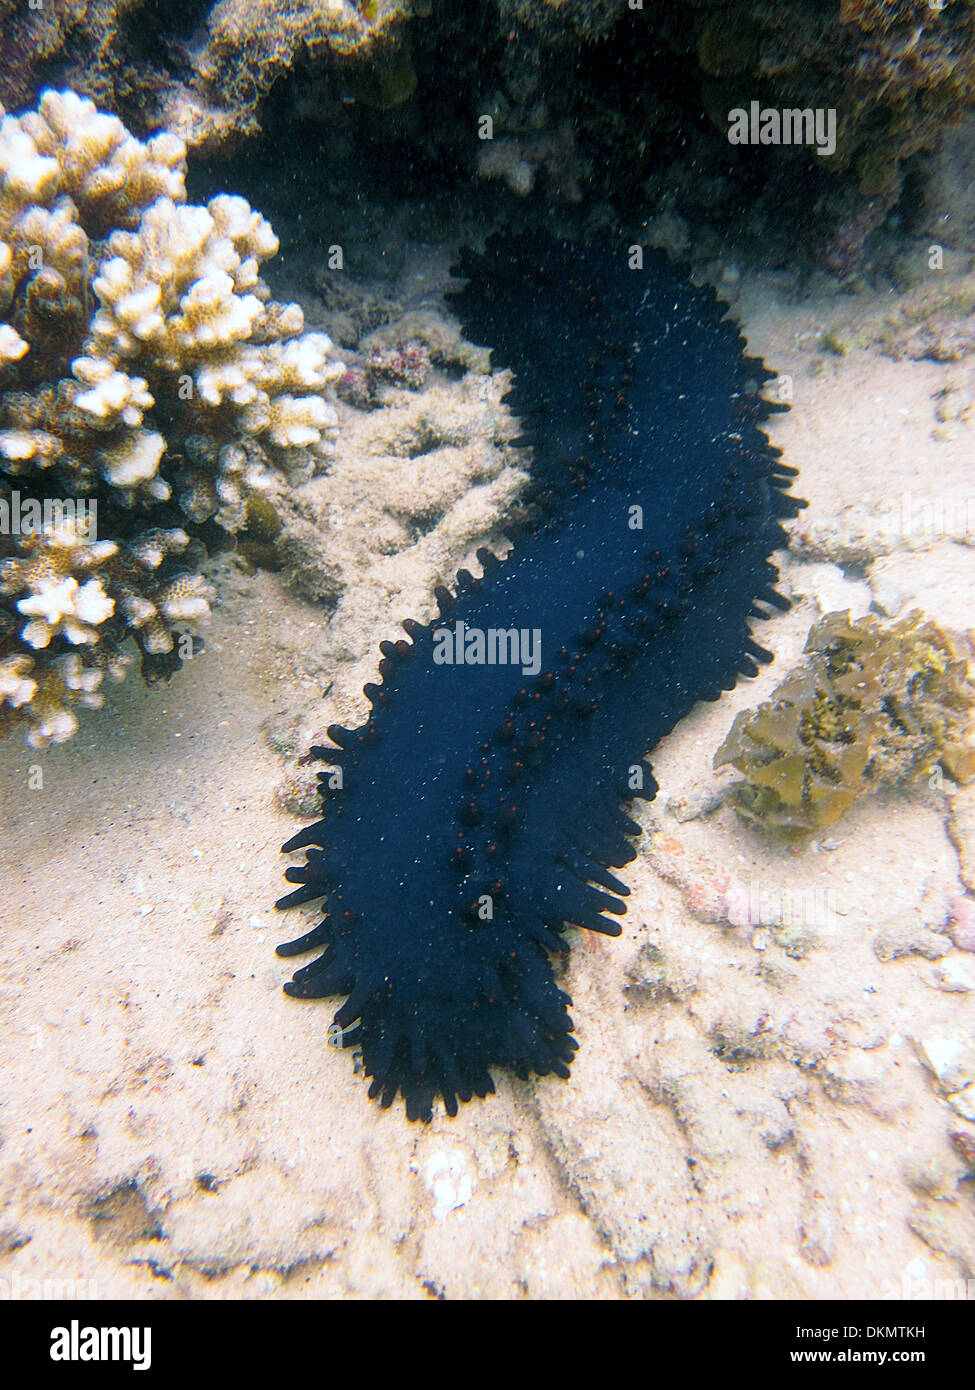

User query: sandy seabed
[1,255,974,1301]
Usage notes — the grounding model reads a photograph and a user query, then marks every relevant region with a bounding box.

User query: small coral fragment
[715,610,975,834]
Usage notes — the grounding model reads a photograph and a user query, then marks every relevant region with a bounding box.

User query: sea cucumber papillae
[276,234,800,1120]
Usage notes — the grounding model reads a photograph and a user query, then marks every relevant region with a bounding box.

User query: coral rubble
[0,89,342,746]
[715,610,975,834]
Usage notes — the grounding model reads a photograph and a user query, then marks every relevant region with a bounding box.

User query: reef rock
[0,0,417,155]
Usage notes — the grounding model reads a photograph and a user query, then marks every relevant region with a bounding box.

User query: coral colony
[0,91,343,746]
[716,611,975,834]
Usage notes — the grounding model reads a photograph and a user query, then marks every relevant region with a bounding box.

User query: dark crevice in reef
[178,26,847,284]
[114,0,215,77]
[5,1,975,261]
[184,5,505,222]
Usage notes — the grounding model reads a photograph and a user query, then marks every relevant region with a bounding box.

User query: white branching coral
[99,429,167,492]
[15,88,186,230]
[72,358,154,427]
[17,573,114,648]
[0,322,27,363]
[0,653,37,708]
[0,89,343,745]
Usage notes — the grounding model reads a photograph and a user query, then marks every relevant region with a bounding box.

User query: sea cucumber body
[277,235,798,1119]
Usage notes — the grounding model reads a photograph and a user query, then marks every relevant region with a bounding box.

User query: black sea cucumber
[275,234,800,1120]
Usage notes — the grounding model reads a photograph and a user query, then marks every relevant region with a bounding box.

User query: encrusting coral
[0,89,343,747]
[0,0,417,155]
[715,610,975,834]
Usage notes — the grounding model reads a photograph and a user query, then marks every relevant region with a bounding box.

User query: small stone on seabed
[913,1033,975,1093]
[946,896,975,952]
[948,1083,975,1122]
[873,923,948,962]
[902,1155,952,1198]
[930,958,974,993]
[795,562,872,618]
[820,1044,900,1119]
[666,788,724,823]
